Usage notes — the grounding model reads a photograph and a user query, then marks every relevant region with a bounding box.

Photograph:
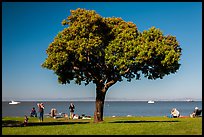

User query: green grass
[2,116,202,135]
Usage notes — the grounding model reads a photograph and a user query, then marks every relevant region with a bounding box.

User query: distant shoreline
[3,100,202,102]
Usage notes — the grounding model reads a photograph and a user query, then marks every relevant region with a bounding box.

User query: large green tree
[42,8,182,123]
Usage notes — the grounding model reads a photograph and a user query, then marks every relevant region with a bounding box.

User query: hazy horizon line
[2,97,202,102]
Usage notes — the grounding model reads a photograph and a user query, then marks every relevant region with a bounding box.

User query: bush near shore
[2,116,202,135]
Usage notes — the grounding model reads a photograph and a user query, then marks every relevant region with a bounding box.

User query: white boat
[9,100,21,105]
[147,100,155,104]
[186,99,194,102]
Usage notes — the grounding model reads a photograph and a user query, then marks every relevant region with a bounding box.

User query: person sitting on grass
[190,107,202,118]
[168,108,180,118]
[24,115,29,126]
[50,108,57,118]
[30,107,37,117]
[172,108,180,118]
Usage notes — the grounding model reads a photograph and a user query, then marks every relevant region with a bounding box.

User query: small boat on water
[9,100,21,105]
[186,99,194,102]
[147,100,155,104]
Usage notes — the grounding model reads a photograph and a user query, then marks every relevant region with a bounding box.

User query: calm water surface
[2,101,202,117]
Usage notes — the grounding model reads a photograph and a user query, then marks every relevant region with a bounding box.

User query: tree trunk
[94,83,107,123]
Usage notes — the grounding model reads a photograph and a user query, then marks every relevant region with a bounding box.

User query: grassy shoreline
[2,116,202,135]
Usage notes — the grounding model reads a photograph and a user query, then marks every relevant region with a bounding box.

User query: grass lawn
[2,116,202,135]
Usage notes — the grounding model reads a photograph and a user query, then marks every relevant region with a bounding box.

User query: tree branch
[124,68,130,73]
[104,79,117,92]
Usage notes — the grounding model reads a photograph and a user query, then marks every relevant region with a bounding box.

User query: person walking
[69,102,75,119]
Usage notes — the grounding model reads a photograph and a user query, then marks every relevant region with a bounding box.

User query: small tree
[42,8,182,123]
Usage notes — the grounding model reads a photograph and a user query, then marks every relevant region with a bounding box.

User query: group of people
[168,107,202,118]
[26,102,75,123]
[24,102,44,126]
[24,102,201,126]
[29,103,45,121]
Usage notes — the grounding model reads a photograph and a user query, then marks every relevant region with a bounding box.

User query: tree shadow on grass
[109,120,179,123]
[28,121,90,126]
[2,120,90,127]
[2,120,22,127]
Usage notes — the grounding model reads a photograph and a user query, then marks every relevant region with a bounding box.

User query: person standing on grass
[69,102,75,119]
[37,103,45,122]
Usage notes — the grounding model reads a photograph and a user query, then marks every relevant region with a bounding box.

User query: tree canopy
[42,8,181,86]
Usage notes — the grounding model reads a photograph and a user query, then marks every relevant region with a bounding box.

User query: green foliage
[42,8,182,85]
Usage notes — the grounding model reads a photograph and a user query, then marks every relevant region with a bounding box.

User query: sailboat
[9,100,21,105]
[147,100,155,104]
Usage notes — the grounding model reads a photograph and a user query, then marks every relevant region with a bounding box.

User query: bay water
[2,101,202,117]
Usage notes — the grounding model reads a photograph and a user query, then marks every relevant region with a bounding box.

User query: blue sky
[2,2,202,101]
